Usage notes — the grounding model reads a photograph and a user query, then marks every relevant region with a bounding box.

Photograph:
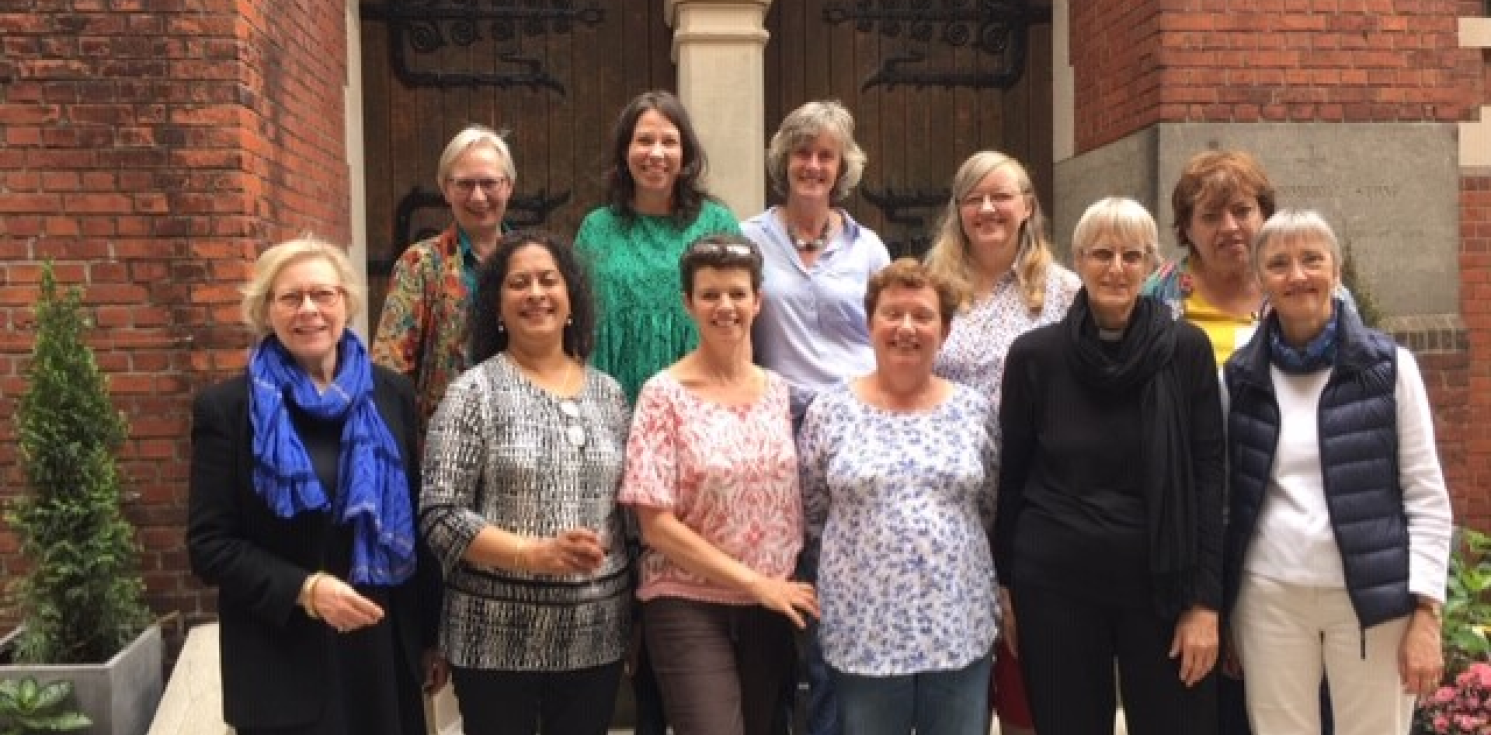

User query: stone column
[666,0,772,219]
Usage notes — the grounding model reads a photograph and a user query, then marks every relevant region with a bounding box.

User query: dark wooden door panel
[359,0,675,318]
[765,0,1053,258]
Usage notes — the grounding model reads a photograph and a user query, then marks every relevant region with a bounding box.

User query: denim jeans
[830,656,991,735]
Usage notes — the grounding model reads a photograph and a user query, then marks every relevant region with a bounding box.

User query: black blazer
[187,365,439,729]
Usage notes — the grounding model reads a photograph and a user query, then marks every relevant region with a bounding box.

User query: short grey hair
[1071,197,1161,269]
[241,236,363,337]
[1251,208,1341,276]
[436,125,516,188]
[765,100,867,201]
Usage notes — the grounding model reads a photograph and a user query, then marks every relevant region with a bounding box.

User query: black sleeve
[186,381,307,627]
[383,368,443,648]
[1180,325,1225,610]
[995,333,1040,588]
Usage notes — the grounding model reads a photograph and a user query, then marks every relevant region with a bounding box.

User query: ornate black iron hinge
[822,0,1053,91]
[360,0,605,93]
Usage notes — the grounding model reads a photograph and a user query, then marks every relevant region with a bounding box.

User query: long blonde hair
[924,150,1055,312]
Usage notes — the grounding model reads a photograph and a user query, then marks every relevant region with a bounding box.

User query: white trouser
[1233,573,1415,735]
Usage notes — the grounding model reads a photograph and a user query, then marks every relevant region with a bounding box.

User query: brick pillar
[1457,14,1491,529]
[1052,0,1489,527]
[0,2,353,625]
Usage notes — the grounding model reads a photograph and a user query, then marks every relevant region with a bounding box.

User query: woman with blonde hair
[190,237,443,735]
[924,151,1078,735]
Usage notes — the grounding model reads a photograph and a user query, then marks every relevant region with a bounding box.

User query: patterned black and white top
[420,353,632,671]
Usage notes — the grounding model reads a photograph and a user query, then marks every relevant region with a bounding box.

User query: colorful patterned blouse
[575,201,741,401]
[619,370,802,605]
[372,226,475,435]
[798,381,999,676]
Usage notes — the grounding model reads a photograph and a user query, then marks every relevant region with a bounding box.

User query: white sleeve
[1395,347,1454,603]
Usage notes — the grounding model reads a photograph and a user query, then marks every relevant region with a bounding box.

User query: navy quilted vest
[1222,309,1410,628]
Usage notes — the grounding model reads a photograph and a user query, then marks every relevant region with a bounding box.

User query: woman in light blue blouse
[798,258,998,735]
[742,98,889,735]
[743,99,890,424]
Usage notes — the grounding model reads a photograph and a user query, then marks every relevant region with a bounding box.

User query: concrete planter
[0,624,164,735]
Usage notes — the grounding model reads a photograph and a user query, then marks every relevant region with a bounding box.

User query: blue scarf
[248,333,415,586]
[1267,300,1341,375]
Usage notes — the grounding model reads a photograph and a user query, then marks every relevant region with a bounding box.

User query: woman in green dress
[576,90,741,402]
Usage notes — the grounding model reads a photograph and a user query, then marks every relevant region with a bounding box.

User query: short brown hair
[1171,149,1276,249]
[864,258,962,328]
[678,233,764,295]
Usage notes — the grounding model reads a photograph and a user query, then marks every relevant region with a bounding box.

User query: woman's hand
[1169,605,1219,687]
[524,528,607,575]
[313,575,386,633]
[1399,606,1444,698]
[998,586,1019,658]
[1221,625,1244,679]
[744,574,819,629]
[422,649,450,693]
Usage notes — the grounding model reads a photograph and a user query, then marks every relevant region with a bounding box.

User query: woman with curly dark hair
[420,230,633,735]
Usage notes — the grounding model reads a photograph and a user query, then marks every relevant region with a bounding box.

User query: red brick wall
[1073,0,1491,532]
[0,2,350,628]
[1463,173,1491,530]
[1073,0,1482,152]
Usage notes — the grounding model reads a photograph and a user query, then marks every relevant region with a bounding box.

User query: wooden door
[765,0,1054,258]
[358,0,676,318]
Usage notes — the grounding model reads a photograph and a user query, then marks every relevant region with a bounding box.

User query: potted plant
[0,676,91,735]
[1,264,162,735]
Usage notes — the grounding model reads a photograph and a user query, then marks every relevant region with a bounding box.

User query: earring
[497,320,505,333]
[565,316,573,326]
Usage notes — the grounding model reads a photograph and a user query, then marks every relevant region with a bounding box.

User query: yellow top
[1183,290,1258,367]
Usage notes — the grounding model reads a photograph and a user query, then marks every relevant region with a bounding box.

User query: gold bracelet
[300,572,326,620]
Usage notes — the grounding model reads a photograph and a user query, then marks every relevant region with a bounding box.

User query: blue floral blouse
[798,380,1000,676]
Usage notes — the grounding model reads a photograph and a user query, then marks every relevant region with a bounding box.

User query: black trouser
[450,661,623,735]
[1014,583,1217,735]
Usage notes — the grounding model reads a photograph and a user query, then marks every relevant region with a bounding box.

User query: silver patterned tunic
[420,353,631,671]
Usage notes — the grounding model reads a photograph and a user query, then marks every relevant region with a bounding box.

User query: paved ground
[155,625,1130,735]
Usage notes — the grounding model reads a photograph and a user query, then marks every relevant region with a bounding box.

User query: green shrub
[5,264,150,664]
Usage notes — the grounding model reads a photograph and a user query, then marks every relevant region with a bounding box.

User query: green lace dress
[575,200,741,401]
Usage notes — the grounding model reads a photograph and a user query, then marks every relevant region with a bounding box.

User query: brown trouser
[643,597,797,735]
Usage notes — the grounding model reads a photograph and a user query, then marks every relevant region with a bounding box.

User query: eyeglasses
[685,241,758,259]
[959,191,1024,210]
[273,286,343,310]
[559,399,586,448]
[1083,247,1150,268]
[446,176,512,196]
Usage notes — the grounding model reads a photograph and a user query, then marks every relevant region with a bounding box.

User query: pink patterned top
[620,369,803,604]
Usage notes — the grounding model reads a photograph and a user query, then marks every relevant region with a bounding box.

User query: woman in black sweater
[995,197,1224,735]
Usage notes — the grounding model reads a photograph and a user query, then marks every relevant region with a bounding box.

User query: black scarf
[1064,291,1196,619]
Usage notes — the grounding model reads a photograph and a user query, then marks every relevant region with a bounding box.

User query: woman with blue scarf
[189,237,444,735]
[1221,210,1451,734]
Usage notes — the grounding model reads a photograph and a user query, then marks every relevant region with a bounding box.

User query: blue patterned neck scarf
[248,333,415,586]
[1267,300,1342,375]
